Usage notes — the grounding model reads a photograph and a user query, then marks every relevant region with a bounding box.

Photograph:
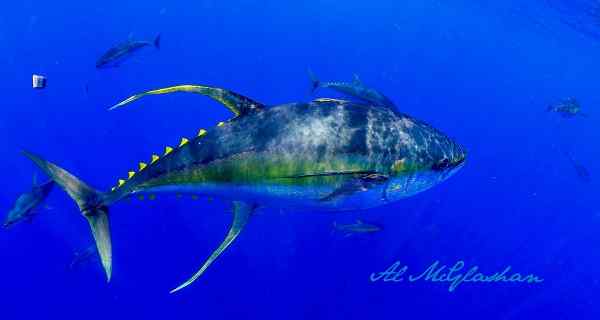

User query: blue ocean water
[1,0,599,318]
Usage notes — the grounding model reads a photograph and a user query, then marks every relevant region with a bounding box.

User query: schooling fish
[333,219,382,235]
[547,97,587,118]
[3,174,54,228]
[308,70,396,109]
[24,83,466,293]
[96,34,161,68]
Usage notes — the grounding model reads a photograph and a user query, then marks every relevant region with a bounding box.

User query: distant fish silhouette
[308,70,397,110]
[547,98,588,118]
[96,34,161,68]
[333,219,382,236]
[3,174,54,228]
[564,151,591,183]
[69,245,98,270]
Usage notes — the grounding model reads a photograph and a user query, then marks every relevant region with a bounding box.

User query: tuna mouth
[452,154,466,168]
[430,144,467,172]
[431,155,465,172]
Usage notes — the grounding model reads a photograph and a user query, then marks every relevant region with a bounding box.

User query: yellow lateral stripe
[151,154,160,163]
[118,179,126,187]
[139,162,147,171]
[198,129,207,137]
[179,137,189,147]
[164,146,173,155]
[128,171,135,179]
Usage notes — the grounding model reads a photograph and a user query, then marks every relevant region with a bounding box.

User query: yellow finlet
[164,146,173,155]
[111,187,116,192]
[128,171,135,179]
[148,194,156,201]
[217,121,225,127]
[139,162,148,171]
[179,137,189,147]
[191,195,199,200]
[118,179,126,187]
[197,129,207,137]
[138,195,145,201]
[151,154,160,163]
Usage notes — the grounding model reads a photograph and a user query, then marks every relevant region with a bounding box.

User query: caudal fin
[154,34,161,49]
[22,151,113,282]
[307,69,320,94]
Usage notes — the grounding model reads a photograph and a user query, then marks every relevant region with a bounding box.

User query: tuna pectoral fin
[22,151,113,282]
[109,84,265,117]
[170,201,254,294]
[320,174,388,202]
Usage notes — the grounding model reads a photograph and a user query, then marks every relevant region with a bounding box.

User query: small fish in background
[96,34,161,69]
[69,245,99,270]
[32,74,46,89]
[333,219,382,236]
[3,174,54,228]
[563,151,591,183]
[308,69,397,110]
[547,97,588,118]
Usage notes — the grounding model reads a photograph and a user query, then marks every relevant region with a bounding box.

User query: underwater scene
[1,0,599,319]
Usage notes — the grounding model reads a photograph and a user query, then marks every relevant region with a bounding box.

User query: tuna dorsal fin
[170,201,254,293]
[109,85,265,118]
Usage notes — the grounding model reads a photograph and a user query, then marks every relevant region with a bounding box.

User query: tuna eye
[431,158,450,171]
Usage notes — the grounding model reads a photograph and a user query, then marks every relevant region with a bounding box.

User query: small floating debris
[32,74,46,89]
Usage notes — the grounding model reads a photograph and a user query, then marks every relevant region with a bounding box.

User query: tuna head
[382,116,466,201]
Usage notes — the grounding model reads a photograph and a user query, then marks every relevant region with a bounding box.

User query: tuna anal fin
[170,201,254,294]
[109,85,265,118]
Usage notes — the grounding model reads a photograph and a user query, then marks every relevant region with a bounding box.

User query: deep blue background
[1,1,599,319]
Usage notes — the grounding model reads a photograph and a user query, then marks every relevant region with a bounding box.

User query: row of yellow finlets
[110,128,209,192]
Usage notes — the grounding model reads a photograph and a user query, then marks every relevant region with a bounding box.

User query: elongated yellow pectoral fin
[169,201,254,294]
[108,85,266,117]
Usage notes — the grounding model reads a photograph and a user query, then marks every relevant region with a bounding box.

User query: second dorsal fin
[109,84,266,118]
